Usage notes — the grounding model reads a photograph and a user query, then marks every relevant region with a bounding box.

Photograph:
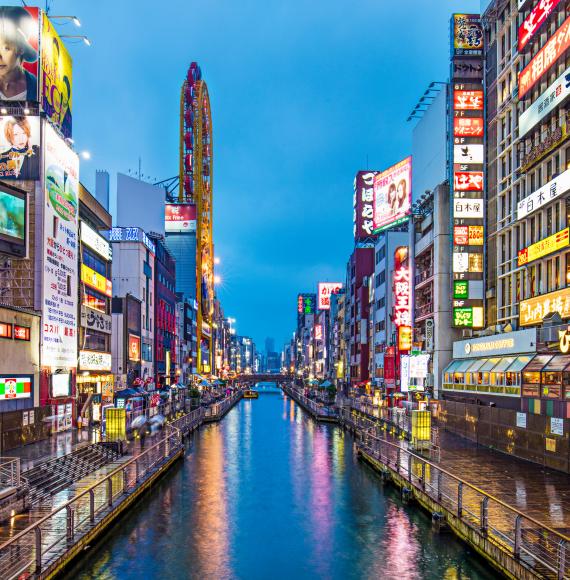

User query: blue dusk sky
[26,0,479,351]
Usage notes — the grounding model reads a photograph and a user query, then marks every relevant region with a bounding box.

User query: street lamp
[60,35,92,46]
[50,15,82,27]
[214,274,221,285]
[214,256,221,265]
[80,151,91,160]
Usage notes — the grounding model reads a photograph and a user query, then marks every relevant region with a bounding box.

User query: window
[82,248,107,278]
[83,287,107,313]
[82,328,108,352]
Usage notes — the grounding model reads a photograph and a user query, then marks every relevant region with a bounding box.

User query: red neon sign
[519,0,562,52]
[453,117,484,137]
[454,90,483,110]
[393,247,411,328]
[519,14,570,98]
[454,171,484,192]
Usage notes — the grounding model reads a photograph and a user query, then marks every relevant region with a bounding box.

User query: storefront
[442,329,537,407]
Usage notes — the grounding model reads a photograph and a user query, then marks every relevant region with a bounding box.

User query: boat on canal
[243,389,259,399]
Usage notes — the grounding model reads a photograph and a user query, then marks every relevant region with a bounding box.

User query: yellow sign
[81,264,112,297]
[520,287,570,326]
[41,14,73,138]
[105,408,126,441]
[560,328,570,353]
[518,227,569,267]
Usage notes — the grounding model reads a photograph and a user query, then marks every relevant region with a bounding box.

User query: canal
[64,389,494,579]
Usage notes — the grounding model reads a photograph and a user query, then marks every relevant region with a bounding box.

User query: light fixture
[50,15,82,27]
[0,108,7,115]
[214,256,220,265]
[60,35,91,46]
[214,274,221,285]
[80,151,91,160]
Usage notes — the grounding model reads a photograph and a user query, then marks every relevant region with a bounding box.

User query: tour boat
[243,389,259,399]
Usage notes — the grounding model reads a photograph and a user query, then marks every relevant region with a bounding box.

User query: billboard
[0,183,26,257]
[128,335,141,362]
[453,144,484,165]
[453,90,483,110]
[453,198,484,219]
[0,115,40,180]
[518,228,570,267]
[393,247,411,328]
[518,0,562,52]
[41,13,72,138]
[517,169,570,220]
[42,122,79,369]
[0,7,39,102]
[373,157,412,233]
[353,171,378,241]
[0,376,31,399]
[452,14,483,56]
[520,287,570,327]
[165,203,196,233]
[453,117,484,137]
[519,14,570,99]
[318,282,343,310]
[519,67,570,138]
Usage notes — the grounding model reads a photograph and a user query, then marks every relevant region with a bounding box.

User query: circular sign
[464,342,472,355]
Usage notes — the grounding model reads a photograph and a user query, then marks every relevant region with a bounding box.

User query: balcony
[415,302,434,321]
[414,267,433,288]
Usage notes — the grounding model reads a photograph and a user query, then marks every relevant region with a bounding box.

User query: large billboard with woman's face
[0,7,39,102]
[41,14,72,138]
[373,156,412,233]
[0,115,39,179]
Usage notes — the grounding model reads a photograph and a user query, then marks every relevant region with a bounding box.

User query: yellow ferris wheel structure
[180,62,214,374]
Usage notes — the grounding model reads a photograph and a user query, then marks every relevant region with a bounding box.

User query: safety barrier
[358,430,569,579]
[0,458,20,491]
[284,385,338,421]
[0,426,182,579]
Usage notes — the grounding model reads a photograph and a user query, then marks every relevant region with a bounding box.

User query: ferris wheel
[180,62,214,374]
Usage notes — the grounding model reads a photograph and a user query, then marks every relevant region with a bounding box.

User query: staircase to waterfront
[23,443,122,506]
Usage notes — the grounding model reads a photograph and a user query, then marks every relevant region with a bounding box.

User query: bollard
[432,512,446,533]
[401,486,413,505]
[34,526,42,573]
[89,489,95,523]
[480,497,488,535]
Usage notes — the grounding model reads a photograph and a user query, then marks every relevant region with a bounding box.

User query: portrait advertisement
[0,6,39,102]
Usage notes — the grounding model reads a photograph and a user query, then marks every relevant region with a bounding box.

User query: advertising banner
[453,90,483,110]
[128,334,141,362]
[42,122,79,369]
[41,13,72,138]
[0,115,40,179]
[393,247,411,328]
[165,203,196,232]
[518,228,570,266]
[520,287,570,326]
[81,306,112,335]
[81,263,112,297]
[517,169,570,220]
[373,157,412,233]
[519,67,570,138]
[452,14,483,56]
[518,0,562,52]
[81,222,111,260]
[79,351,112,372]
[454,144,484,165]
[519,14,570,99]
[353,171,378,241]
[0,376,31,399]
[453,198,484,219]
[452,59,483,80]
[0,7,39,101]
[453,117,484,137]
[318,283,343,310]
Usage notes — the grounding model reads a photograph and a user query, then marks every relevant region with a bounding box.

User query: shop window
[522,371,541,397]
[84,287,107,313]
[83,329,108,352]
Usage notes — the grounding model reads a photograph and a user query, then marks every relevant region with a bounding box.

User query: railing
[170,407,204,434]
[0,458,20,490]
[285,386,338,419]
[203,391,243,421]
[0,426,183,580]
[358,431,569,580]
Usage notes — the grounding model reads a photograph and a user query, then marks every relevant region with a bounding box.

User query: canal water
[65,389,494,579]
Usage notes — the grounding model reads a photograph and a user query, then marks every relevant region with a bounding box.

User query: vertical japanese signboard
[42,122,79,368]
[353,171,378,242]
[318,283,343,310]
[393,246,412,352]
[450,13,485,329]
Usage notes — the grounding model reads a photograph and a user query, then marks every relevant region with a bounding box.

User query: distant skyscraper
[265,337,275,354]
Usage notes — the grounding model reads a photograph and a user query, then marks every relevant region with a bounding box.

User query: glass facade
[165,232,197,299]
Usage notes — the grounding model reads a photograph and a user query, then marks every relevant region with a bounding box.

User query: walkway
[346,401,570,532]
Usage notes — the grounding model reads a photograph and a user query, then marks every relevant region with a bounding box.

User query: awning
[506,354,535,373]
[455,359,475,372]
[465,358,488,373]
[480,357,502,372]
[543,355,570,372]
[443,360,462,374]
[522,354,552,373]
[491,356,516,372]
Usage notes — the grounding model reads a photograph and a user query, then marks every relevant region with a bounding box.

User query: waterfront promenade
[0,391,242,579]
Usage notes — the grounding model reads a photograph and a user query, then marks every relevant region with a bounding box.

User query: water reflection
[65,393,494,580]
